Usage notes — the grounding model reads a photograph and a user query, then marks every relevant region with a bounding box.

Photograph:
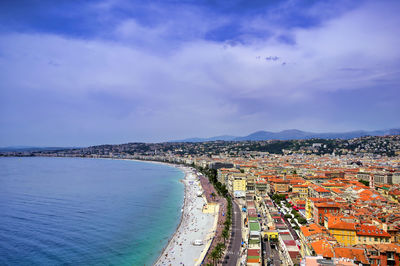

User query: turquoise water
[0,157,184,265]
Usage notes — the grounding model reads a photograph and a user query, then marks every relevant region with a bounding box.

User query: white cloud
[1,1,399,145]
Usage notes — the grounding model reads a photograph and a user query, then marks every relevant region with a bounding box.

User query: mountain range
[172,128,400,142]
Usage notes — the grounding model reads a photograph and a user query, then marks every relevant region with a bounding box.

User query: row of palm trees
[195,165,234,266]
[209,242,226,265]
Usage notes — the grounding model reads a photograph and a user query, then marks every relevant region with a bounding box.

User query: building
[270,178,289,193]
[313,201,341,225]
[227,173,247,197]
[365,243,400,266]
[356,225,391,244]
[292,184,309,199]
[325,215,358,246]
[299,223,333,257]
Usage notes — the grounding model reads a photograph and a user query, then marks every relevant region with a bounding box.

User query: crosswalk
[226,250,241,255]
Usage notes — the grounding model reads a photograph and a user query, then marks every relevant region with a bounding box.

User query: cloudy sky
[0,0,399,146]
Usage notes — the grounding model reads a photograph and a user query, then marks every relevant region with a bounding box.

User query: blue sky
[0,0,399,146]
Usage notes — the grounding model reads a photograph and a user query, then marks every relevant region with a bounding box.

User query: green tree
[210,245,224,265]
[224,219,232,228]
[216,242,225,252]
[298,217,307,224]
[210,249,219,266]
[222,228,229,245]
[215,243,225,263]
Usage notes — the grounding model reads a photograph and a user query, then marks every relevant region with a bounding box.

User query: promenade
[199,175,229,265]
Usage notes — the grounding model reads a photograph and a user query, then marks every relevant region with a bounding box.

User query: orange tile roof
[322,182,345,187]
[374,243,400,253]
[314,186,331,193]
[311,239,334,258]
[356,225,391,237]
[330,188,344,194]
[329,221,357,231]
[334,247,369,264]
[301,223,330,237]
[314,202,341,209]
[269,178,289,184]
[293,184,308,188]
[327,215,357,231]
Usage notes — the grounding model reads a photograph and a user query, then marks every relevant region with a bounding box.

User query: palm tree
[217,243,225,258]
[224,219,231,228]
[222,228,229,245]
[216,242,225,254]
[210,248,219,266]
[214,244,224,264]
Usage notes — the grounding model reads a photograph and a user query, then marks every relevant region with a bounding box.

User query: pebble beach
[155,167,217,266]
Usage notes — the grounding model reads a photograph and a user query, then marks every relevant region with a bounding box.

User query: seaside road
[224,199,242,266]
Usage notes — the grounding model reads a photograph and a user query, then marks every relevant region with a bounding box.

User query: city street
[281,216,299,240]
[224,199,242,265]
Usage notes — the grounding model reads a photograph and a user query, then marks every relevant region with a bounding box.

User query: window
[375,237,378,242]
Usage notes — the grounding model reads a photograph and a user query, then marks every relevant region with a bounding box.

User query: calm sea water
[0,157,184,265]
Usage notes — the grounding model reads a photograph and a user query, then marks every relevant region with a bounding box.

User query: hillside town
[3,135,400,266]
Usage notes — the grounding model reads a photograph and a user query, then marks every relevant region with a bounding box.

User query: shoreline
[152,164,189,265]
[118,158,212,265]
[154,163,216,266]
[111,158,190,265]
[4,156,214,265]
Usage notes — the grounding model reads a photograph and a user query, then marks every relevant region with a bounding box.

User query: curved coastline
[152,165,188,265]
[0,156,185,266]
[112,158,189,265]
[2,156,211,265]
[153,164,216,266]
[111,158,188,265]
[69,157,214,265]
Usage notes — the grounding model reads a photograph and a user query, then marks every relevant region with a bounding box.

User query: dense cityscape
[2,0,400,265]
[3,134,400,265]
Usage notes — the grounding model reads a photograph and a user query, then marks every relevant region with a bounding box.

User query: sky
[0,0,399,146]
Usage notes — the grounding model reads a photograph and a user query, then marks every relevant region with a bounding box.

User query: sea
[0,157,184,265]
